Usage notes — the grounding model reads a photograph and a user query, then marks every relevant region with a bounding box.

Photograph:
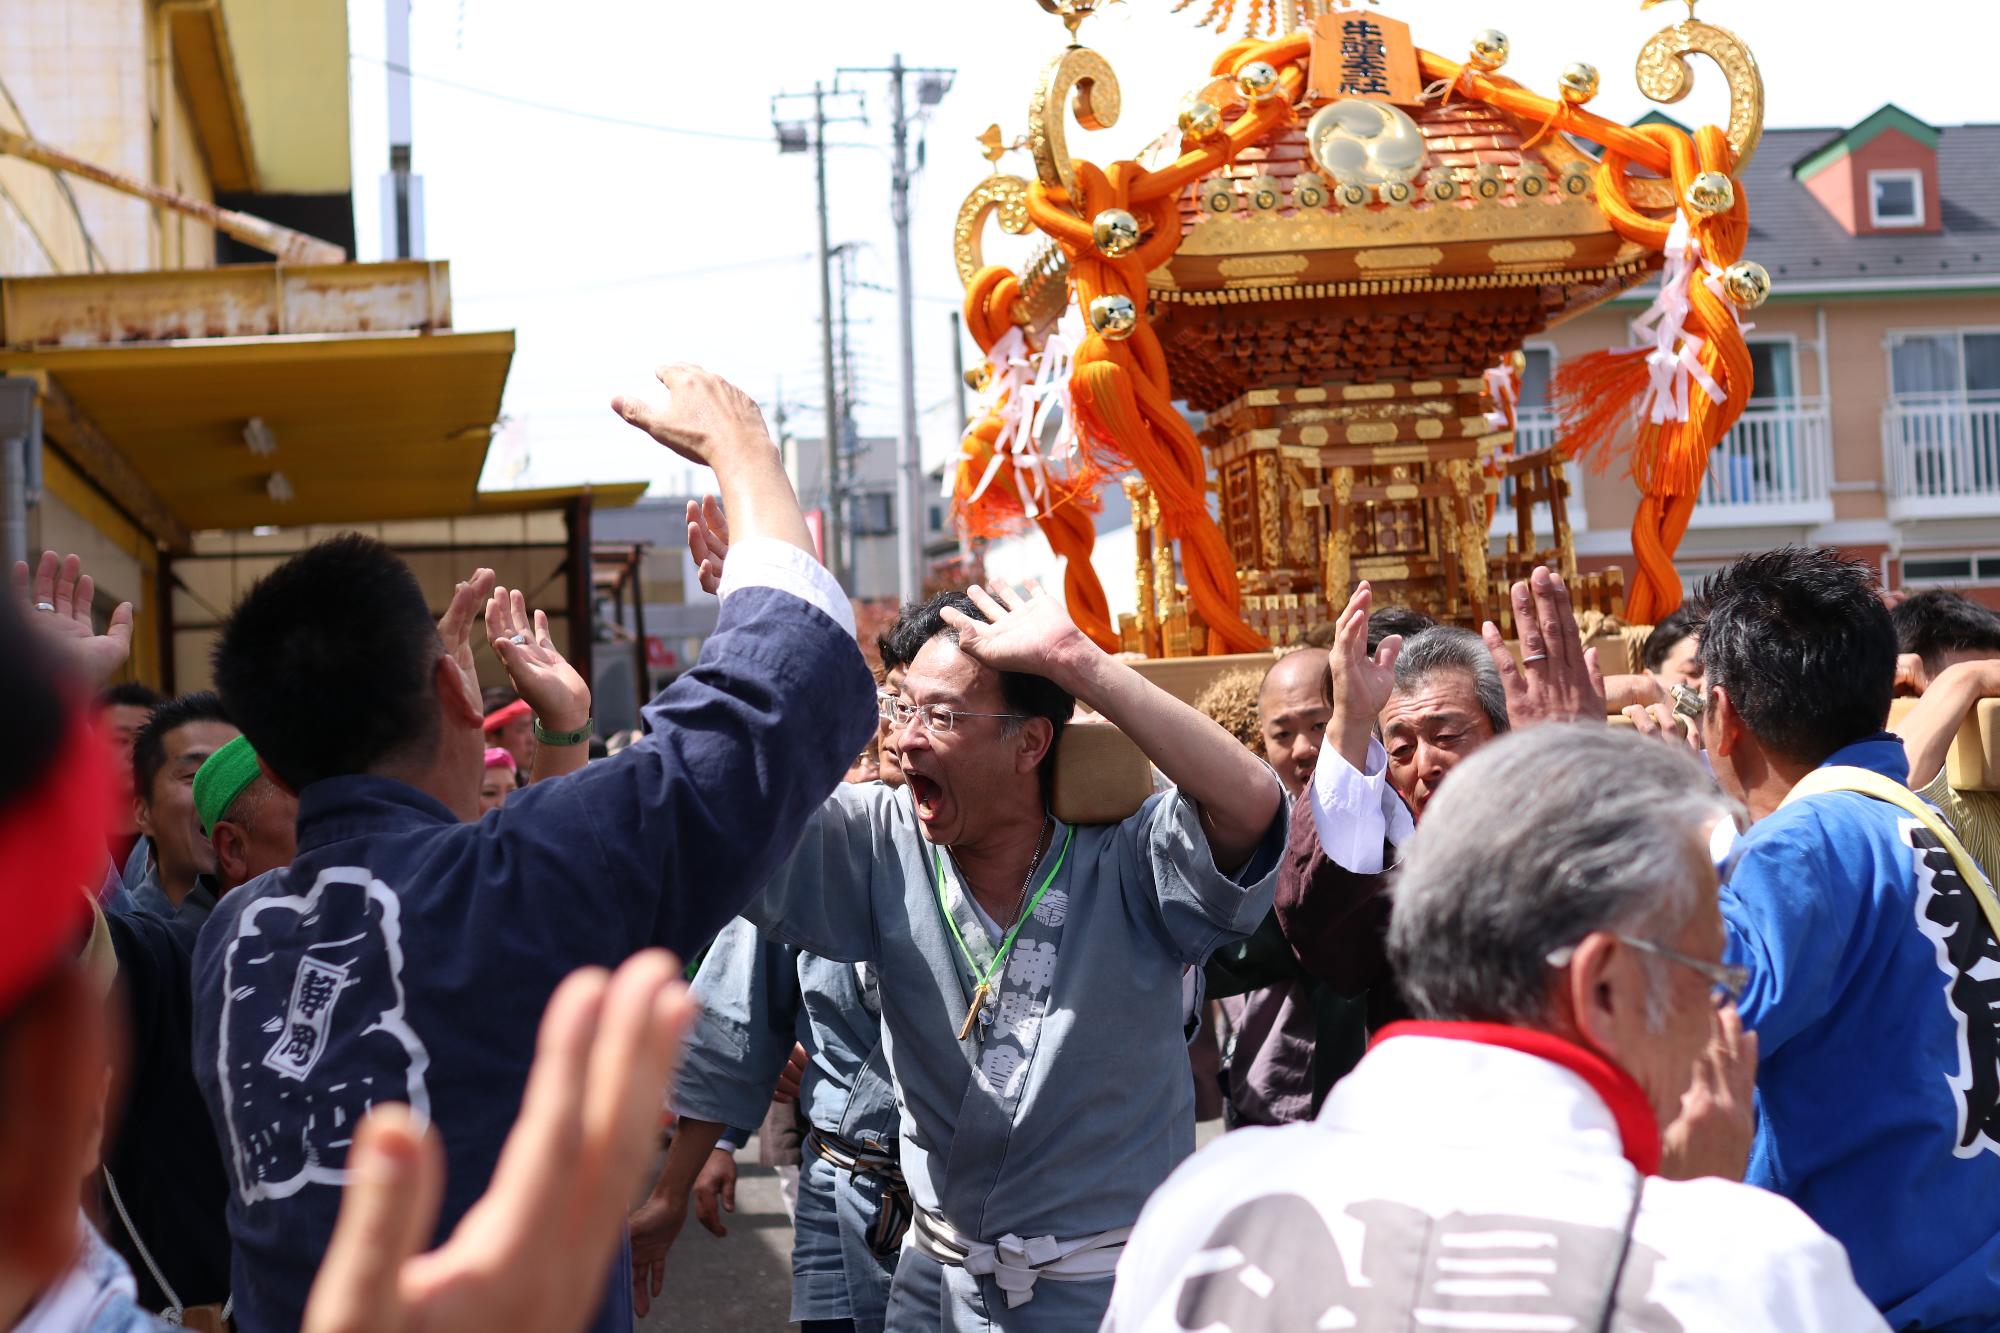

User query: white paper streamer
[1619,212,1749,427]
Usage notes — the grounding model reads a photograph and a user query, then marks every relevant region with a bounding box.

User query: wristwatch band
[533,716,593,747]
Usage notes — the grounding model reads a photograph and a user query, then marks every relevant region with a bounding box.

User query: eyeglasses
[1545,935,1749,1009]
[876,694,1026,735]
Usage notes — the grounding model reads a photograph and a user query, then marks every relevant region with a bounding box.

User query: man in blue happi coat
[1698,546,2000,1330]
[188,367,877,1333]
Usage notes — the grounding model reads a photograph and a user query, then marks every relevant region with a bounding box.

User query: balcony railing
[1687,399,1833,527]
[1885,393,2000,518]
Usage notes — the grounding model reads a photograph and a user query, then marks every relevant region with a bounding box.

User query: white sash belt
[910,1204,1130,1307]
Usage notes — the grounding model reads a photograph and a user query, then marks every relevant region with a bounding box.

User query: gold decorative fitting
[1468,29,1510,72]
[964,364,993,391]
[1636,18,1765,168]
[1202,180,1238,213]
[1034,0,1103,43]
[1558,62,1600,105]
[1474,164,1504,200]
[1517,163,1548,197]
[952,174,1033,290]
[1293,172,1328,209]
[1559,162,1593,196]
[1380,180,1414,207]
[1248,174,1282,210]
[1236,60,1282,103]
[1722,259,1771,309]
[1428,176,1461,203]
[1336,181,1370,208]
[1306,100,1428,187]
[1029,45,1120,209]
[1093,207,1141,257]
[1089,292,1139,339]
[1178,94,1224,141]
[1508,348,1528,376]
[1685,170,1734,215]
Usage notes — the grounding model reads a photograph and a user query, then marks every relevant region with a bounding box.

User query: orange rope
[953,263,1119,650]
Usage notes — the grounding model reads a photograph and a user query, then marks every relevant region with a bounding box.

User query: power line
[349,53,870,147]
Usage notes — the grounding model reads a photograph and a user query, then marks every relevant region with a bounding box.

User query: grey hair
[1393,627,1510,736]
[1387,724,1734,1029]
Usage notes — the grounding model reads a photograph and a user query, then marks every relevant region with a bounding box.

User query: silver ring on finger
[510,632,529,645]
[34,601,55,613]
[1521,652,1549,663]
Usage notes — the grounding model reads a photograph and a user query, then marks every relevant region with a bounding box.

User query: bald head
[1258,650,1333,797]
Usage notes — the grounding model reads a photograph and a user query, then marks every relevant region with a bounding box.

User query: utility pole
[772,83,865,585]
[383,0,424,259]
[841,56,954,602]
[950,309,969,430]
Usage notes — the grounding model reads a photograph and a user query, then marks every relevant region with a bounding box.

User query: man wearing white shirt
[1105,726,1885,1333]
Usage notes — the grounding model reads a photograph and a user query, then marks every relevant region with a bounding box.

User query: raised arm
[1894,658,2000,788]
[943,583,1281,872]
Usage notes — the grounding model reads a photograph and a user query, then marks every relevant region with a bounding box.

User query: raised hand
[1660,1005,1759,1181]
[686,496,729,597]
[438,568,498,719]
[11,551,133,686]
[612,365,775,471]
[1480,566,1606,728]
[941,582,1094,688]
[1329,581,1401,770]
[301,951,700,1333]
[487,585,590,735]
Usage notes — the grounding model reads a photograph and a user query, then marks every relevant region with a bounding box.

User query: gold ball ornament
[1468,30,1509,72]
[1178,96,1223,141]
[1721,260,1771,310]
[1508,349,1528,376]
[1092,208,1141,258]
[964,365,992,392]
[1558,62,1600,105]
[1236,60,1282,103]
[1686,171,1736,216]
[1088,293,1139,341]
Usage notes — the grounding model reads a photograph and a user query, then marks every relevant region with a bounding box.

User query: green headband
[193,734,263,838]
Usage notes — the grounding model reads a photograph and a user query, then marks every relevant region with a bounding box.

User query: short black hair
[1368,605,1436,654]
[132,692,231,803]
[98,682,164,712]
[481,685,521,716]
[1694,547,1896,767]
[1641,606,1701,673]
[1891,589,2000,677]
[876,616,917,675]
[214,534,443,792]
[882,591,1073,785]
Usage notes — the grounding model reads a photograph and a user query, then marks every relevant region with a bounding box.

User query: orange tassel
[1549,348,1652,473]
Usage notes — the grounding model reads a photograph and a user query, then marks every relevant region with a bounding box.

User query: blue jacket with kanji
[191,581,875,1333]
[1725,733,2000,1332]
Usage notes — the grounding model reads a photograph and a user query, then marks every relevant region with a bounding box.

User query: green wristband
[533,716,593,747]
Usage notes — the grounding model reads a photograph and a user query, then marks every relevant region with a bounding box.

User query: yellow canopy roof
[2,330,522,532]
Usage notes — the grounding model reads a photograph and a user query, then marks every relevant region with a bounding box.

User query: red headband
[0,710,115,1016]
[483,698,531,732]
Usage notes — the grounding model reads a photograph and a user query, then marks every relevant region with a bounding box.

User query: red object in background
[644,637,677,669]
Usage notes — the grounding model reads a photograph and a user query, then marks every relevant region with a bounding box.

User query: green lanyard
[934,823,1073,1040]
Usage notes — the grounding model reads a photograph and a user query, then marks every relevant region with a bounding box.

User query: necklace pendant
[958,982,992,1041]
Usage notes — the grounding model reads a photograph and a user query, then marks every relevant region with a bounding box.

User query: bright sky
[343,0,2000,498]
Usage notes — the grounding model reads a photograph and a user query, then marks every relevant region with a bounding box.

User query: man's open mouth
[906,771,942,821]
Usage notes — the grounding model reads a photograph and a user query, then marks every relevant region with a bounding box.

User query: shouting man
[697,518,1285,1329]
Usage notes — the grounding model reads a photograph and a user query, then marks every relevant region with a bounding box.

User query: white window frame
[1899,552,2000,589]
[1886,326,2000,400]
[1867,168,1925,229]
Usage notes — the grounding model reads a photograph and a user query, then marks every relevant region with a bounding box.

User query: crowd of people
[4,363,2000,1332]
